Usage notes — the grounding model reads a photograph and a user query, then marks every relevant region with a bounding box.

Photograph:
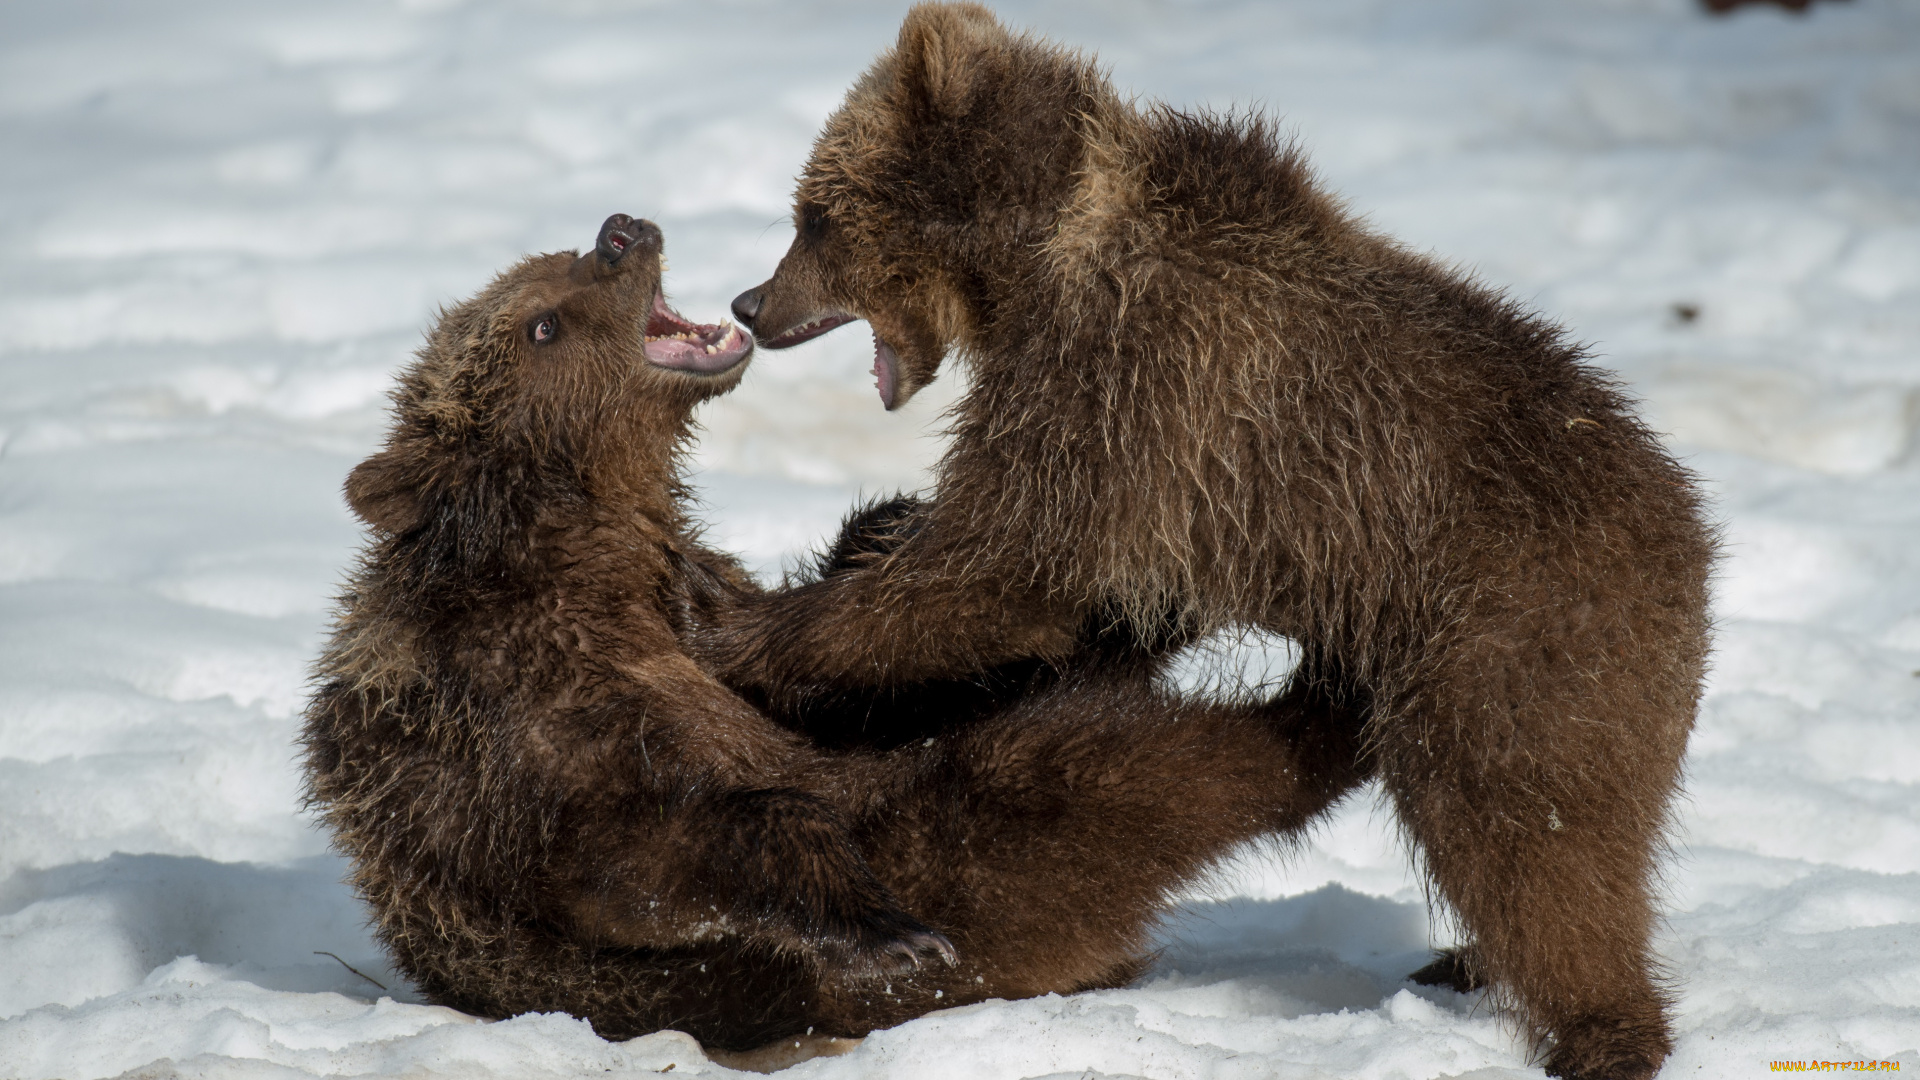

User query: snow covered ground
[2,0,1917,1076]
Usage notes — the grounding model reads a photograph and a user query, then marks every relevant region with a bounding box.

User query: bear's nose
[596,214,663,264]
[730,287,764,329]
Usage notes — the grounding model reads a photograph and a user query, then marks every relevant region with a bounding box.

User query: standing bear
[302,214,1364,1055]
[710,5,1717,1079]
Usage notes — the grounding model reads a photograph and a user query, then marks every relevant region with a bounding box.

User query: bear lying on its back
[711,6,1717,1078]
[302,214,1363,1052]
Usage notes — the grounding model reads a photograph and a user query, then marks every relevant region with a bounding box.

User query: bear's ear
[894,2,1007,116]
[345,445,431,536]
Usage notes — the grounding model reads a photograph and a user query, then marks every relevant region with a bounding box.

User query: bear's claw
[885,929,959,970]
[1408,948,1486,993]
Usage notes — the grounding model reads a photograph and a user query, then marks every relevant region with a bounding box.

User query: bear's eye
[530,313,559,345]
[799,206,829,241]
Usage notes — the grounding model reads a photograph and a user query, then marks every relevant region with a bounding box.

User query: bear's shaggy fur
[301,215,1364,1052]
[710,7,1718,1078]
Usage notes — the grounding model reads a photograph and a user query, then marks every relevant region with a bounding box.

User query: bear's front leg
[539,657,958,976]
[709,787,956,973]
[694,554,1083,710]
[560,785,956,975]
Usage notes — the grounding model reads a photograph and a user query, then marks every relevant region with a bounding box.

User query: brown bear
[301,213,1365,1057]
[708,6,1718,1079]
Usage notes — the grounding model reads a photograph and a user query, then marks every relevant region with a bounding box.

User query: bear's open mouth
[761,313,858,350]
[643,292,752,375]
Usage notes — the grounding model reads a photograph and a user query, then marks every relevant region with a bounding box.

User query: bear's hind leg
[1378,637,1693,1080]
[850,668,1371,1007]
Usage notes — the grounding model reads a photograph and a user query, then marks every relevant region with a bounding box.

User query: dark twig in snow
[314,951,388,992]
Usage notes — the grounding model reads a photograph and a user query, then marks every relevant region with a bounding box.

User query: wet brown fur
[301,221,1364,1050]
[710,6,1718,1078]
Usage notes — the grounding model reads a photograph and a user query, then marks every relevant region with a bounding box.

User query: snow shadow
[1150,884,1464,1017]
[0,852,413,1019]
[0,861,1462,1029]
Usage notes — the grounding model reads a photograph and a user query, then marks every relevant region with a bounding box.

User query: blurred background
[1,2,1916,1077]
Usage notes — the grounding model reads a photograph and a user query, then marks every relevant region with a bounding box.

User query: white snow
[1,0,1917,1077]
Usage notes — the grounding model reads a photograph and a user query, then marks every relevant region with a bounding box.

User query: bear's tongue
[872,336,901,410]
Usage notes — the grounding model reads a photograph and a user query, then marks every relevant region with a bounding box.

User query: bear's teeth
[704,344,717,354]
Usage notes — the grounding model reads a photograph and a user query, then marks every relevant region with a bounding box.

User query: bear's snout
[596,214,662,265]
